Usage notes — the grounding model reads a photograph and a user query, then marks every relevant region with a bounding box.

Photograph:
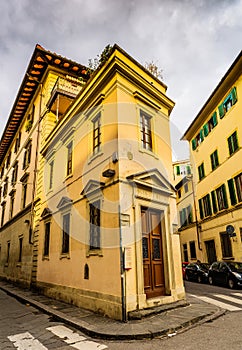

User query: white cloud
[0,0,241,159]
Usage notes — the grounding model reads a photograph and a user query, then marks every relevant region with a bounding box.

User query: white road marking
[8,332,48,349]
[232,292,242,298]
[46,325,86,343]
[213,294,242,305]
[190,294,241,311]
[47,325,108,349]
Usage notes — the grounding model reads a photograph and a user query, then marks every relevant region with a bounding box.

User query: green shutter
[231,87,237,105]
[211,191,218,213]
[176,166,180,175]
[215,150,219,166]
[200,129,204,142]
[212,111,218,126]
[228,179,237,205]
[187,205,193,223]
[222,184,228,208]
[198,199,204,219]
[192,139,197,150]
[207,194,212,215]
[218,103,225,118]
[203,123,209,137]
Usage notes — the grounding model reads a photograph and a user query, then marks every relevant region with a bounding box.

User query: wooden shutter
[228,179,237,205]
[203,123,209,137]
[212,112,218,126]
[211,191,218,213]
[231,87,237,105]
[222,184,228,208]
[218,104,225,118]
[198,199,204,219]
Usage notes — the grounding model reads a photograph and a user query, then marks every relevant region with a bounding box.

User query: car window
[199,263,209,270]
[211,262,219,269]
[228,262,242,272]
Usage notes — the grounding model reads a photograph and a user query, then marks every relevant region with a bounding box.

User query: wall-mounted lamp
[102,169,115,178]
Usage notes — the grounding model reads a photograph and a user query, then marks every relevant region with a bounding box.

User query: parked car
[182,262,189,279]
[208,261,242,289]
[185,262,210,283]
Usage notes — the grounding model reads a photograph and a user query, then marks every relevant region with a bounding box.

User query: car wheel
[208,276,213,285]
[228,279,235,289]
[197,275,202,283]
[185,273,189,281]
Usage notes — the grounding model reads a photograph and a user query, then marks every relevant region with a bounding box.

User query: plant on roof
[25,120,33,133]
[87,44,113,77]
[144,60,163,80]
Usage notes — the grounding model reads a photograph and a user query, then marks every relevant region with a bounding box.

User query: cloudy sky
[0,0,241,159]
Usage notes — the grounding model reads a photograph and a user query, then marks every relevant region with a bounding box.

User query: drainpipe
[189,175,202,251]
[119,204,127,322]
[29,82,43,245]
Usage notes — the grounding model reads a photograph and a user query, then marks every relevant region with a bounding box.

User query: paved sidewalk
[0,280,225,340]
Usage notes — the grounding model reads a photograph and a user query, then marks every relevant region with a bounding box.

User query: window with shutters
[198,163,205,181]
[234,173,242,202]
[1,202,6,227]
[22,141,32,170]
[198,194,212,219]
[216,184,228,211]
[189,241,197,259]
[218,87,237,119]
[203,112,218,137]
[211,190,218,214]
[183,243,188,262]
[6,152,11,169]
[21,175,29,209]
[210,150,219,171]
[89,200,101,250]
[9,191,15,220]
[11,162,18,186]
[220,232,232,258]
[140,110,153,151]
[228,172,242,205]
[228,131,239,156]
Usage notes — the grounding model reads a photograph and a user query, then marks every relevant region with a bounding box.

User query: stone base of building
[36,281,123,320]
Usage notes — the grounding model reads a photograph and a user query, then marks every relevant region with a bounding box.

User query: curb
[0,284,225,340]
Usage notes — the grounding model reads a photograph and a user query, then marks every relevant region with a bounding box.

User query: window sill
[60,253,70,260]
[16,263,22,267]
[88,151,103,164]
[42,256,50,261]
[139,147,158,159]
[86,249,103,257]
[64,174,73,182]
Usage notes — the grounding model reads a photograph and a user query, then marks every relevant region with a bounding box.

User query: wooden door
[141,208,165,298]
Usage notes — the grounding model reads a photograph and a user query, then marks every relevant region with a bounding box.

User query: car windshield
[199,263,210,270]
[227,262,242,272]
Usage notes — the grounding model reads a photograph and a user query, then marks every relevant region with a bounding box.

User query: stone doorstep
[128,299,189,320]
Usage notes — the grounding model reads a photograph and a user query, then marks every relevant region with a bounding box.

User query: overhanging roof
[0,44,88,164]
[182,50,242,141]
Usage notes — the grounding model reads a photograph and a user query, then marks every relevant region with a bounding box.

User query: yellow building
[0,44,185,321]
[35,44,185,320]
[181,50,242,264]
[0,45,88,286]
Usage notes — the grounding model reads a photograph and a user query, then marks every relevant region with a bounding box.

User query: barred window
[93,113,101,154]
[89,200,100,250]
[62,213,70,254]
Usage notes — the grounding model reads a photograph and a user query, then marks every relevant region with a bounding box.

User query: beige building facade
[0,45,88,286]
[181,51,242,264]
